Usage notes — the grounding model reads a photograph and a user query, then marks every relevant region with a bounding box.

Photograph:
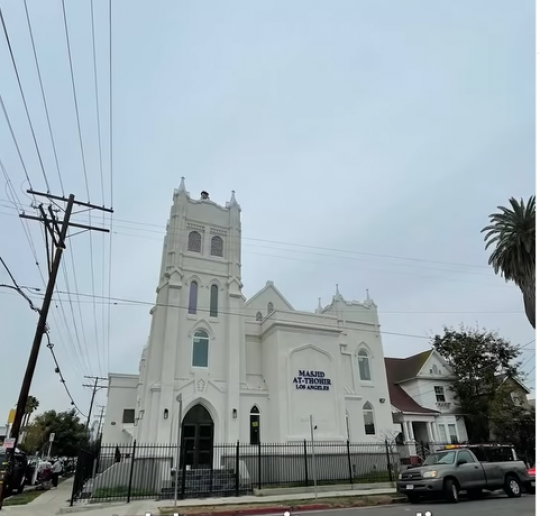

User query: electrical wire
[45,331,87,418]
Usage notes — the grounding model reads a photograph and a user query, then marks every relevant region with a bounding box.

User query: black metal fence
[70,440,400,505]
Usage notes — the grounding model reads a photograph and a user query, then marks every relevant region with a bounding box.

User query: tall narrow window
[267,302,274,315]
[210,236,224,257]
[250,406,260,445]
[210,285,219,317]
[363,402,375,435]
[188,281,198,314]
[192,330,209,368]
[255,311,262,322]
[358,349,371,381]
[188,231,202,252]
[434,386,446,402]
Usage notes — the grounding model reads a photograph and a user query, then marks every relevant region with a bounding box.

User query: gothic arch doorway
[182,404,214,469]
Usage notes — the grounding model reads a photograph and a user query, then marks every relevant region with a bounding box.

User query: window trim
[267,302,274,315]
[210,235,224,257]
[192,329,210,368]
[122,409,136,424]
[362,401,376,435]
[188,281,198,315]
[357,349,372,382]
[187,231,202,253]
[210,284,219,317]
[434,386,446,402]
[255,311,262,322]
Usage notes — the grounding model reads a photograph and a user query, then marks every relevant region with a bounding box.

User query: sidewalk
[58,485,398,516]
[1,478,74,516]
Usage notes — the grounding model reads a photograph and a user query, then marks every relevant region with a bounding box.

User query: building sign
[293,370,332,391]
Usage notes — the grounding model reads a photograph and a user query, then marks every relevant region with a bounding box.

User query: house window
[188,231,202,252]
[192,330,209,367]
[363,402,375,435]
[255,311,262,322]
[438,424,447,442]
[122,409,135,424]
[210,285,219,317]
[434,386,446,402]
[511,392,522,406]
[432,364,439,375]
[448,424,458,444]
[358,349,371,381]
[250,406,260,445]
[267,302,274,315]
[210,236,224,257]
[188,281,198,314]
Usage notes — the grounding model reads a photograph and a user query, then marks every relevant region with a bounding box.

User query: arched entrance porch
[182,404,214,469]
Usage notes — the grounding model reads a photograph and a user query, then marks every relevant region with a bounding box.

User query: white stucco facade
[102,181,398,447]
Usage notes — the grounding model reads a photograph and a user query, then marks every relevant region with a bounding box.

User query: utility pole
[83,376,108,432]
[96,405,105,439]
[0,190,112,509]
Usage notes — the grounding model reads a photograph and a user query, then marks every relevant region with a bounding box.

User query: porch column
[427,422,434,442]
[402,420,411,442]
[407,421,415,441]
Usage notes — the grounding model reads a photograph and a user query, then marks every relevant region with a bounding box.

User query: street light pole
[174,394,183,507]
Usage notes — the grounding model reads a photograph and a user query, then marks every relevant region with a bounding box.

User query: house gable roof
[384,357,439,415]
[386,350,432,383]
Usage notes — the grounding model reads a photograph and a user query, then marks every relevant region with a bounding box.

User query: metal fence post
[180,443,187,500]
[126,440,137,503]
[384,440,393,482]
[235,441,240,497]
[69,449,82,507]
[257,441,262,490]
[303,439,309,486]
[346,441,353,484]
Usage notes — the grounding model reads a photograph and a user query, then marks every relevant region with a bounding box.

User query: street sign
[2,439,15,450]
[49,433,55,442]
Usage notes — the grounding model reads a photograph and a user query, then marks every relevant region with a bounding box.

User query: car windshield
[423,451,456,465]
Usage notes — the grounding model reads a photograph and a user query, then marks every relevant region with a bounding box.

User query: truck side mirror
[457,459,467,466]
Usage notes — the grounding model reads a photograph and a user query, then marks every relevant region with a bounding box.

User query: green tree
[481,196,536,328]
[22,409,89,457]
[23,395,39,429]
[431,325,521,442]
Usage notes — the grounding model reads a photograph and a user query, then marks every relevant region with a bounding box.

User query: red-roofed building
[385,350,468,447]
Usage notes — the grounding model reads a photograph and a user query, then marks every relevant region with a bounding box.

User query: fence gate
[70,449,95,506]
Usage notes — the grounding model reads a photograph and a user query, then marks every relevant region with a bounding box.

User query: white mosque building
[102,180,399,466]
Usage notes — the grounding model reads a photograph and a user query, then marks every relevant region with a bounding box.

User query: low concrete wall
[253,481,395,496]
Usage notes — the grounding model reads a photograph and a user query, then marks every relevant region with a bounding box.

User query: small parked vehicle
[396,443,530,504]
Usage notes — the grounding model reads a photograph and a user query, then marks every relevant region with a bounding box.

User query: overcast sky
[0,0,535,428]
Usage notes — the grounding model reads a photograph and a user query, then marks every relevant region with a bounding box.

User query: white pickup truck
[396,443,531,504]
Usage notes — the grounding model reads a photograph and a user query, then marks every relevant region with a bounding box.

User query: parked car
[0,449,28,495]
[396,443,530,504]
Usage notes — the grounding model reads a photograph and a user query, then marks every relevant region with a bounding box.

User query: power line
[0,5,50,191]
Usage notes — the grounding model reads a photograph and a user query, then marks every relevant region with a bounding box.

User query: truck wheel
[443,478,459,503]
[407,493,420,504]
[504,475,522,498]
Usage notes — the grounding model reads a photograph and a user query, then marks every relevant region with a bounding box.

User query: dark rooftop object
[201,191,209,200]
[385,356,439,415]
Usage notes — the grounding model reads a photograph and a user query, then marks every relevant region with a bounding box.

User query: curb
[167,498,408,516]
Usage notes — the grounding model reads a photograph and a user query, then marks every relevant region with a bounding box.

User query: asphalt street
[281,494,535,516]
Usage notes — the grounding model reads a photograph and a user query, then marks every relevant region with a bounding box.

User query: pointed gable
[386,350,432,383]
[245,280,294,317]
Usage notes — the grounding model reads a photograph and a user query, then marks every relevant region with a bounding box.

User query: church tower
[136,179,244,446]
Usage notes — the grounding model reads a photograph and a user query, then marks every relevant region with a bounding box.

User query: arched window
[358,349,371,381]
[363,402,375,435]
[255,311,262,322]
[192,330,209,368]
[210,285,219,317]
[188,281,198,314]
[267,302,274,315]
[250,406,260,445]
[188,231,202,253]
[210,236,224,257]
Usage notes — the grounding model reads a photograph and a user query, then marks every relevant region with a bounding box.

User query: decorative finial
[179,177,186,191]
[335,284,340,296]
[228,190,240,209]
[316,297,322,313]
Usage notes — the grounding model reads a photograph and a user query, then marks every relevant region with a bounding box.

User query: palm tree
[23,396,39,428]
[481,196,536,328]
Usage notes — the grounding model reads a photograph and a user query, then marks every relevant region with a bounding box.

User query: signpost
[173,394,183,507]
[47,433,55,459]
[309,415,318,499]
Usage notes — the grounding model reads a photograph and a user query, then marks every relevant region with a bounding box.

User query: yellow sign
[7,410,15,425]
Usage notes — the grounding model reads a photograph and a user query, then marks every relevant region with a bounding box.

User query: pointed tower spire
[365,288,374,306]
[179,177,186,192]
[316,297,323,313]
[335,284,340,297]
[229,190,239,206]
